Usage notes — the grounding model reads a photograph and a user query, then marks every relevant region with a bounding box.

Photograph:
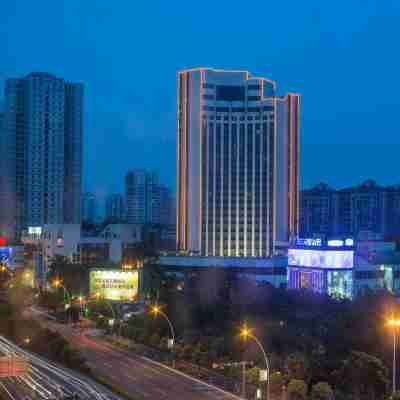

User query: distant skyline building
[0,72,83,239]
[299,180,400,239]
[125,169,160,225]
[159,185,176,226]
[105,193,125,222]
[299,183,335,238]
[81,192,97,224]
[177,68,300,257]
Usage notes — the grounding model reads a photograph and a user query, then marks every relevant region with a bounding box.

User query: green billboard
[89,269,139,301]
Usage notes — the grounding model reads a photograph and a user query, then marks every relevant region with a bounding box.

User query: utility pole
[394,325,397,395]
[242,361,246,399]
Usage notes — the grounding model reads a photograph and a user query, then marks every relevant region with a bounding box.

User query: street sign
[256,388,262,399]
[0,356,29,377]
[167,338,174,349]
[259,369,268,382]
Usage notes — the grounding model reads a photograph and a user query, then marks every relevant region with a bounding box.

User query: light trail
[0,381,17,400]
[0,335,120,400]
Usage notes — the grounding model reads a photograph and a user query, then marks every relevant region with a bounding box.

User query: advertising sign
[296,238,322,247]
[259,369,268,382]
[28,227,42,235]
[0,247,12,265]
[89,269,139,301]
[288,249,353,269]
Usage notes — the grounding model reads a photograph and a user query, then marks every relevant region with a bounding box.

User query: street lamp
[52,279,71,302]
[78,296,85,317]
[240,324,270,400]
[388,318,400,394]
[151,305,176,367]
[53,279,72,323]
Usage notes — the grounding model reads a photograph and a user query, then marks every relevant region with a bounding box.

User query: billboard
[89,270,139,301]
[288,249,353,269]
[0,247,12,265]
[28,227,42,235]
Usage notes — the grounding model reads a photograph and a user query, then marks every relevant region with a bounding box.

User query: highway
[0,335,121,400]
[32,309,243,400]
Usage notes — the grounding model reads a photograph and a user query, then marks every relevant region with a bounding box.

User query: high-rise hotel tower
[177,68,299,257]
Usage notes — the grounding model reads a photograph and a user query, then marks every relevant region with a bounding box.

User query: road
[0,335,122,400]
[32,309,243,400]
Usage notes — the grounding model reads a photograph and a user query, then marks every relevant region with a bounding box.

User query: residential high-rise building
[125,169,160,224]
[385,185,400,237]
[159,185,176,226]
[105,193,125,222]
[146,171,160,225]
[177,68,300,257]
[81,192,97,224]
[0,72,83,239]
[299,183,335,238]
[334,180,386,237]
[299,180,400,239]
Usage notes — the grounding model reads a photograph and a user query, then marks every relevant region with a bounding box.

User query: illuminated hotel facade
[177,68,300,257]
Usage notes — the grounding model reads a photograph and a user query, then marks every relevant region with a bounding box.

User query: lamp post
[388,318,400,394]
[53,279,72,323]
[52,279,71,304]
[151,305,176,368]
[240,324,270,400]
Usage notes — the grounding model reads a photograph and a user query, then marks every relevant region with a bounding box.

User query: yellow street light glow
[152,306,160,315]
[24,337,31,344]
[388,319,400,327]
[53,279,62,288]
[240,324,252,339]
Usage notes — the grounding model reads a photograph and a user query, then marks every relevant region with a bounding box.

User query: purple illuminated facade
[287,238,354,298]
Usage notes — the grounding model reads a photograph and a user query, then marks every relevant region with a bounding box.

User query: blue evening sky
[1,0,400,201]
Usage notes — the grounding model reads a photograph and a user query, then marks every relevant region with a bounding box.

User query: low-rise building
[287,238,354,299]
[21,223,143,286]
[287,237,400,299]
[156,255,287,303]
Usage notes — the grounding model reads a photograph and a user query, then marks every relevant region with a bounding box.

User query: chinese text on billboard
[90,270,139,301]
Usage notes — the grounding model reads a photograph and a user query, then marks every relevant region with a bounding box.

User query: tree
[39,290,63,312]
[245,367,260,386]
[287,353,308,381]
[287,379,308,400]
[47,256,89,295]
[311,382,334,400]
[333,351,389,400]
[270,371,285,398]
[149,333,161,348]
